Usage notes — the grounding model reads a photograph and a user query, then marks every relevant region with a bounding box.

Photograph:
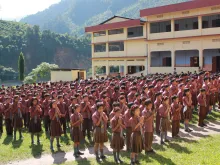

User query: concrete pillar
[171,50,175,69]
[124,60,128,75]
[148,52,151,74]
[92,65,95,78]
[199,49,203,69]
[198,16,202,35]
[171,19,175,37]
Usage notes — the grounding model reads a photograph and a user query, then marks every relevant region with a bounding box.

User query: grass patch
[0,110,219,164]
[59,134,220,165]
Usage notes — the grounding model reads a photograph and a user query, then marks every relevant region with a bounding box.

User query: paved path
[6,120,220,165]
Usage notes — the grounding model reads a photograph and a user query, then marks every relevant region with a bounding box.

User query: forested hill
[20,0,188,35]
[0,20,91,73]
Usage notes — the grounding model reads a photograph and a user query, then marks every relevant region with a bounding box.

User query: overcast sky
[0,0,61,21]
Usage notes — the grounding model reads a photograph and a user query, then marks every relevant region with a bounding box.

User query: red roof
[140,0,220,17]
[85,19,145,33]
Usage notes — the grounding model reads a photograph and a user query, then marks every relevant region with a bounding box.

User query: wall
[51,71,73,82]
[146,5,220,41]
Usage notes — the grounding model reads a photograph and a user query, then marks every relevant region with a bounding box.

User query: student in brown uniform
[171,95,182,138]
[80,94,92,140]
[57,95,68,135]
[12,95,23,141]
[4,97,13,135]
[183,88,193,132]
[110,107,125,164]
[49,100,63,152]
[124,102,134,152]
[197,88,207,127]
[29,97,42,144]
[142,99,155,154]
[154,92,162,135]
[70,104,84,158]
[129,105,144,165]
[0,102,3,134]
[159,96,171,145]
[42,94,51,133]
[92,102,108,162]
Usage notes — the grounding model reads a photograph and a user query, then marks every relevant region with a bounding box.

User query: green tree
[24,62,59,84]
[18,52,25,81]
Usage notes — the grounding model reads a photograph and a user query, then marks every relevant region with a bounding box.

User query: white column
[171,50,175,69]
[199,49,203,70]
[198,16,202,35]
[106,60,109,76]
[171,19,175,38]
[124,60,127,75]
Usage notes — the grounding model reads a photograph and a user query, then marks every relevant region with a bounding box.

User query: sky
[0,0,61,21]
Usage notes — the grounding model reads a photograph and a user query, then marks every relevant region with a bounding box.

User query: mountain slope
[20,0,188,35]
[0,20,91,73]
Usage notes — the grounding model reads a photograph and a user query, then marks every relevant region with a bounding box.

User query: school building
[85,0,220,77]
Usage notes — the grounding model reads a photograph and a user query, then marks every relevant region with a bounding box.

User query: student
[142,99,155,154]
[154,92,162,135]
[123,102,134,152]
[70,104,84,158]
[197,88,207,127]
[11,95,23,141]
[110,107,125,164]
[171,95,182,138]
[129,105,144,165]
[80,94,92,140]
[29,97,42,144]
[49,100,63,152]
[183,88,193,132]
[42,93,51,133]
[57,95,68,135]
[4,97,13,136]
[92,102,108,162]
[159,96,171,145]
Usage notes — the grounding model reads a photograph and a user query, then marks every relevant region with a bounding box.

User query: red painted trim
[140,0,220,17]
[85,19,144,33]
[146,34,220,42]
[92,56,147,60]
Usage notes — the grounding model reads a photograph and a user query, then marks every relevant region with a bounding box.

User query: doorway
[212,56,220,73]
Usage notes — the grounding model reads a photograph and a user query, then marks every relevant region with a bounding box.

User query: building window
[108,28,124,35]
[109,42,124,52]
[93,31,106,37]
[202,14,220,29]
[175,17,198,31]
[150,21,171,33]
[94,44,106,52]
[127,26,143,38]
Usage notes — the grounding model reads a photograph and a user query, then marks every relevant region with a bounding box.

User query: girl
[110,107,125,164]
[129,104,144,165]
[12,95,23,141]
[70,104,84,158]
[182,88,193,132]
[29,97,42,144]
[92,102,108,162]
[159,96,171,145]
[4,97,13,136]
[49,100,63,152]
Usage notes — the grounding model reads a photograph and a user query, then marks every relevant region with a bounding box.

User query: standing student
[11,95,23,141]
[4,97,13,136]
[183,88,193,132]
[80,94,92,140]
[110,107,125,164]
[92,102,108,162]
[70,104,84,158]
[57,95,68,135]
[124,102,134,152]
[171,95,182,138]
[29,97,42,144]
[197,88,207,127]
[49,100,63,152]
[0,102,4,134]
[159,96,171,145]
[142,99,155,154]
[129,105,144,165]
[42,94,51,133]
[154,92,162,135]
